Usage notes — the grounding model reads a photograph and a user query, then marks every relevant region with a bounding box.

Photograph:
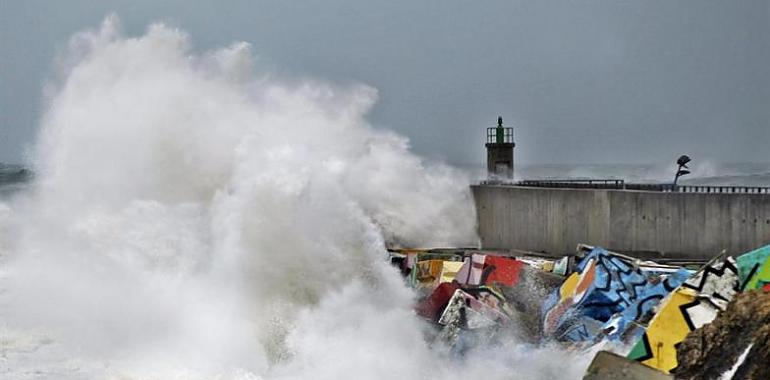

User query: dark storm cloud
[1,0,768,165]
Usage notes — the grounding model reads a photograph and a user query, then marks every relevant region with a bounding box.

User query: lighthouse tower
[486,116,515,180]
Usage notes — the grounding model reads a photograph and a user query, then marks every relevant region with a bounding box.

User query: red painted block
[483,256,524,286]
[415,282,460,321]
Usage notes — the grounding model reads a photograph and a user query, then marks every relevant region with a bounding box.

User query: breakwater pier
[472,181,770,260]
[474,118,770,260]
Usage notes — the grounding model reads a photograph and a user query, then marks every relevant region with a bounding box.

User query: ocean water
[5,161,770,198]
[0,164,31,197]
[1,17,767,380]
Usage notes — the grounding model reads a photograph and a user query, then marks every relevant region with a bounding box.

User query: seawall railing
[480,179,770,194]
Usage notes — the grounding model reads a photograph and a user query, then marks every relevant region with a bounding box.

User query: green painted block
[627,337,650,362]
[736,244,770,290]
[746,255,770,290]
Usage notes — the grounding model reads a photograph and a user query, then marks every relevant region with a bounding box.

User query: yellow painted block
[415,260,444,287]
[560,272,580,300]
[637,287,718,373]
[440,261,464,284]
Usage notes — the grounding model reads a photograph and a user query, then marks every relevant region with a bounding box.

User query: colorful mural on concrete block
[454,254,524,287]
[435,287,513,349]
[455,253,486,285]
[627,288,717,372]
[627,257,741,373]
[389,244,770,378]
[736,244,770,290]
[415,282,461,321]
[542,248,688,342]
[601,268,691,341]
[412,259,464,288]
[438,288,511,328]
[542,259,597,339]
[752,256,770,291]
[680,256,741,309]
[482,256,524,286]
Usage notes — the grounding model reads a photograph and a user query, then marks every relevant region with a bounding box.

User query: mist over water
[0,17,593,380]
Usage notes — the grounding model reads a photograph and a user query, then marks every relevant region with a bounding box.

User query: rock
[672,290,770,380]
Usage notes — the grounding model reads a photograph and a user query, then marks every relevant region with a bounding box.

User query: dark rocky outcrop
[672,290,770,380]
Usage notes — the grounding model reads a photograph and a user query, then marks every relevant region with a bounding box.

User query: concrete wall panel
[472,185,770,259]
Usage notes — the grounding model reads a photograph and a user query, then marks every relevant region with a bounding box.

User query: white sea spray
[0,16,592,380]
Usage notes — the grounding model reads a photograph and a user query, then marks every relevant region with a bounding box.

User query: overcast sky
[1,0,768,165]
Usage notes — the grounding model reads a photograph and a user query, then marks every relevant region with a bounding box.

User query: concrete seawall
[471,185,770,259]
